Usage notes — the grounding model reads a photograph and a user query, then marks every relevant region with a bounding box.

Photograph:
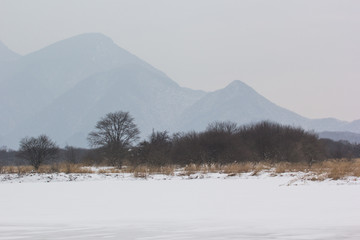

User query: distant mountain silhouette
[0,33,151,134]
[12,65,205,147]
[0,33,359,148]
[176,80,360,134]
[319,131,360,144]
[0,34,205,147]
[0,41,21,62]
[176,80,307,132]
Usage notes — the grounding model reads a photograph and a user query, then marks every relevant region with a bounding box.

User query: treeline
[0,146,88,166]
[131,121,360,166]
[1,111,360,169]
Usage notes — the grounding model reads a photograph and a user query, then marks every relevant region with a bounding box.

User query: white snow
[0,173,359,239]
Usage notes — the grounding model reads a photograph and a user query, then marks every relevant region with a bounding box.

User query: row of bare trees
[15,137,86,170]
[133,121,325,166]
[11,111,139,169]
[6,110,360,170]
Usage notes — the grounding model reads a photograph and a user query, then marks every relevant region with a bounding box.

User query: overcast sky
[1,0,359,121]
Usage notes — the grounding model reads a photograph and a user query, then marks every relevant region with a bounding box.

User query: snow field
[0,176,359,239]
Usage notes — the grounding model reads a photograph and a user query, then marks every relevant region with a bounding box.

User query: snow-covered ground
[0,173,359,239]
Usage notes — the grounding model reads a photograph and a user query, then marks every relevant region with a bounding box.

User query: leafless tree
[87,111,140,167]
[18,135,59,170]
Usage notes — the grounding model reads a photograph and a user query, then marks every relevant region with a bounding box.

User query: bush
[135,131,172,166]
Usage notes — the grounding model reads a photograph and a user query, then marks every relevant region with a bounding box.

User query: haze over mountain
[0,41,21,62]
[0,33,359,148]
[176,80,308,132]
[0,34,151,134]
[319,131,360,144]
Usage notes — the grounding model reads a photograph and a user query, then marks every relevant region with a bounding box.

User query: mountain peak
[227,80,246,86]
[220,80,258,97]
[63,32,113,44]
[28,33,116,56]
[225,80,253,90]
[225,80,251,88]
[20,32,143,78]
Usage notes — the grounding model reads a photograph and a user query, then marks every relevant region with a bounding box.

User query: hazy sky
[1,0,359,121]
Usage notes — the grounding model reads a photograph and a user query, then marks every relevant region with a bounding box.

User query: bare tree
[88,111,140,167]
[18,135,59,170]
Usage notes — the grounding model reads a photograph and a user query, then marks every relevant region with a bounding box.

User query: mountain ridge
[0,40,21,62]
[176,80,308,132]
[0,33,176,137]
[0,33,359,148]
[319,131,360,144]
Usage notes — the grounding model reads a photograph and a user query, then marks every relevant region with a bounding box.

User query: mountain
[177,80,360,134]
[319,131,360,144]
[0,33,359,149]
[0,41,21,89]
[0,41,21,62]
[176,80,360,134]
[176,80,308,132]
[0,33,180,136]
[10,65,205,147]
[343,120,360,133]
[0,33,205,147]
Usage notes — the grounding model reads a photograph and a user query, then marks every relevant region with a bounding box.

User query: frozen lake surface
[0,175,359,239]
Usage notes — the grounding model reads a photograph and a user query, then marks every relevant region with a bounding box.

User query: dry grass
[180,162,271,176]
[39,163,95,174]
[251,163,271,176]
[310,159,360,180]
[274,162,310,174]
[123,164,176,176]
[221,162,254,175]
[182,163,222,175]
[132,165,149,178]
[1,163,94,174]
[269,159,360,181]
[97,168,122,174]
[1,159,359,181]
[1,165,34,174]
[183,164,203,175]
[157,165,176,175]
[179,159,360,180]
